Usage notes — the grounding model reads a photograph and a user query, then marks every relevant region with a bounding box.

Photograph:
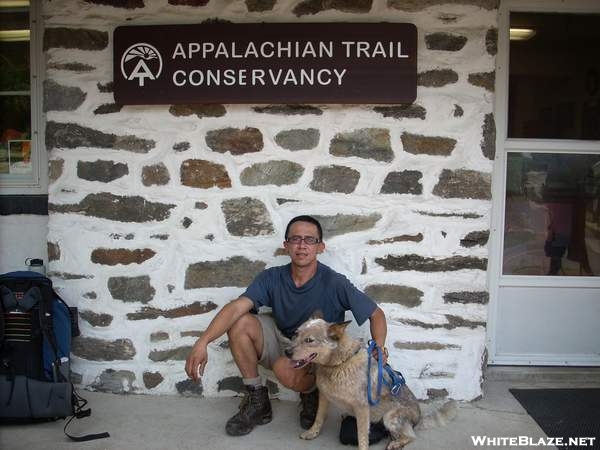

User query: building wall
[43,0,498,401]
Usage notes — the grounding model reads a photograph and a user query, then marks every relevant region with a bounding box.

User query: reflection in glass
[508,12,600,140]
[503,153,600,276]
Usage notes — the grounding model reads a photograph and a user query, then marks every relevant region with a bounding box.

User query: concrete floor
[2,368,599,450]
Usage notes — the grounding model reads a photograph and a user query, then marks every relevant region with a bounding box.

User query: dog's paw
[300,429,320,440]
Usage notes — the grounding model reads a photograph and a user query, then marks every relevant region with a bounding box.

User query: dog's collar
[320,342,362,367]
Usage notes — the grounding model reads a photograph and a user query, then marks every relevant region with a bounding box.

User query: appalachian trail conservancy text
[171,40,410,87]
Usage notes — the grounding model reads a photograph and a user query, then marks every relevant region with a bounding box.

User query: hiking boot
[299,388,319,429]
[225,385,272,436]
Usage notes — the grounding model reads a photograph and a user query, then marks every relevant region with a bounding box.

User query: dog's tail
[415,400,458,430]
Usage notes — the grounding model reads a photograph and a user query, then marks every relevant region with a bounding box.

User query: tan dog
[286,318,457,450]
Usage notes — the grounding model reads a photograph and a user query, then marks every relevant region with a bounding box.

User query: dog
[286,318,457,450]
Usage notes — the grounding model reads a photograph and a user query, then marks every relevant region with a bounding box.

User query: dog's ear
[327,320,352,341]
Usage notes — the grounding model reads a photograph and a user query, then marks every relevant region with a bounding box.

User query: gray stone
[375,254,488,271]
[217,376,245,394]
[77,160,128,182]
[91,369,136,394]
[443,291,489,304]
[83,292,97,299]
[427,388,449,400]
[43,80,86,112]
[49,193,175,222]
[168,104,226,118]
[108,275,155,303]
[46,271,93,280]
[425,32,467,51]
[293,0,372,16]
[246,0,276,11]
[205,127,263,155]
[415,210,482,219]
[330,128,393,162]
[46,121,155,153]
[47,62,95,72]
[388,0,498,11]
[143,372,164,389]
[180,159,231,189]
[169,0,210,5]
[274,128,320,150]
[142,162,170,186]
[486,28,498,55]
[314,213,381,239]
[433,169,491,200]
[47,242,61,261]
[481,113,496,159]
[149,346,193,362]
[380,170,423,195]
[49,159,64,183]
[150,331,169,342]
[240,160,304,186]
[399,314,486,330]
[72,337,136,361]
[176,379,203,397]
[418,69,458,87]
[97,82,113,92]
[460,230,489,247]
[195,202,208,209]
[468,71,495,91]
[454,104,464,117]
[91,248,156,265]
[94,103,122,115]
[180,330,204,338]
[368,233,423,245]
[221,197,274,236]
[373,105,426,120]
[80,310,113,327]
[276,198,300,205]
[185,256,266,289]
[310,165,360,193]
[44,27,109,51]
[182,217,192,228]
[253,105,323,115]
[394,341,460,350]
[127,301,219,320]
[401,133,456,156]
[365,284,423,308]
[173,141,190,152]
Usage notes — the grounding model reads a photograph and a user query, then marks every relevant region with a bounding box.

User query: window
[0,0,44,193]
[501,9,600,278]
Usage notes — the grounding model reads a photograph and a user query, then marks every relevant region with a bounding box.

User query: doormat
[510,388,600,449]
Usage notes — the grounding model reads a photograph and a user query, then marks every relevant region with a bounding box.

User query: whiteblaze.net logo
[121,43,163,87]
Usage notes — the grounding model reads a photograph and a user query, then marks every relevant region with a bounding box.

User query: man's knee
[227,313,260,341]
[273,357,312,391]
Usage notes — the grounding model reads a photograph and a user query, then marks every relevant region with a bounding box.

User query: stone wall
[44,0,497,401]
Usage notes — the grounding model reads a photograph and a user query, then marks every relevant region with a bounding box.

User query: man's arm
[185,296,254,381]
[369,307,388,363]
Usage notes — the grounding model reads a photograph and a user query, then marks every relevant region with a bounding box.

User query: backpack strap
[63,386,110,441]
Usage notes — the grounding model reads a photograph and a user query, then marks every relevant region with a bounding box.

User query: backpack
[0,271,109,441]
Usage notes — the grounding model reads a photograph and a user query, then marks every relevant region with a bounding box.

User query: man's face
[284,221,325,268]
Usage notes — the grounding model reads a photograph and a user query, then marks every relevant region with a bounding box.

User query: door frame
[487,0,600,365]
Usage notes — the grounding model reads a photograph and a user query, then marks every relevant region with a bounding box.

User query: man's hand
[370,345,388,365]
[185,340,208,382]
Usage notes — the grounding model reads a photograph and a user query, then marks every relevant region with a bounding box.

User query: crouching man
[185,215,387,436]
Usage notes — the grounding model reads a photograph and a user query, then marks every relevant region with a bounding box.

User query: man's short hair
[285,215,323,240]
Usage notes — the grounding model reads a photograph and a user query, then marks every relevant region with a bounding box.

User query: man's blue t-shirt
[242,261,377,338]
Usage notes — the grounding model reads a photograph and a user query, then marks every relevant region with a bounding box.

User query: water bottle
[25,257,46,275]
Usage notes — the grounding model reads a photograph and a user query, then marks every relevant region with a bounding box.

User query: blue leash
[366,340,406,406]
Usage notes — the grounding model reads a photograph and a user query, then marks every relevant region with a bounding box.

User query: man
[185,215,388,436]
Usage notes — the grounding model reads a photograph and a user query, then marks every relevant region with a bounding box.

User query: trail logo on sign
[120,43,163,87]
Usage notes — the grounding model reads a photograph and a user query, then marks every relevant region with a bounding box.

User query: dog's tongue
[291,353,317,369]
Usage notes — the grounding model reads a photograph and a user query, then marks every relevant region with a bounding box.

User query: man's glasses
[286,235,321,245]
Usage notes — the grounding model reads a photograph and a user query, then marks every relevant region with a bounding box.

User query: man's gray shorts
[256,314,291,370]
